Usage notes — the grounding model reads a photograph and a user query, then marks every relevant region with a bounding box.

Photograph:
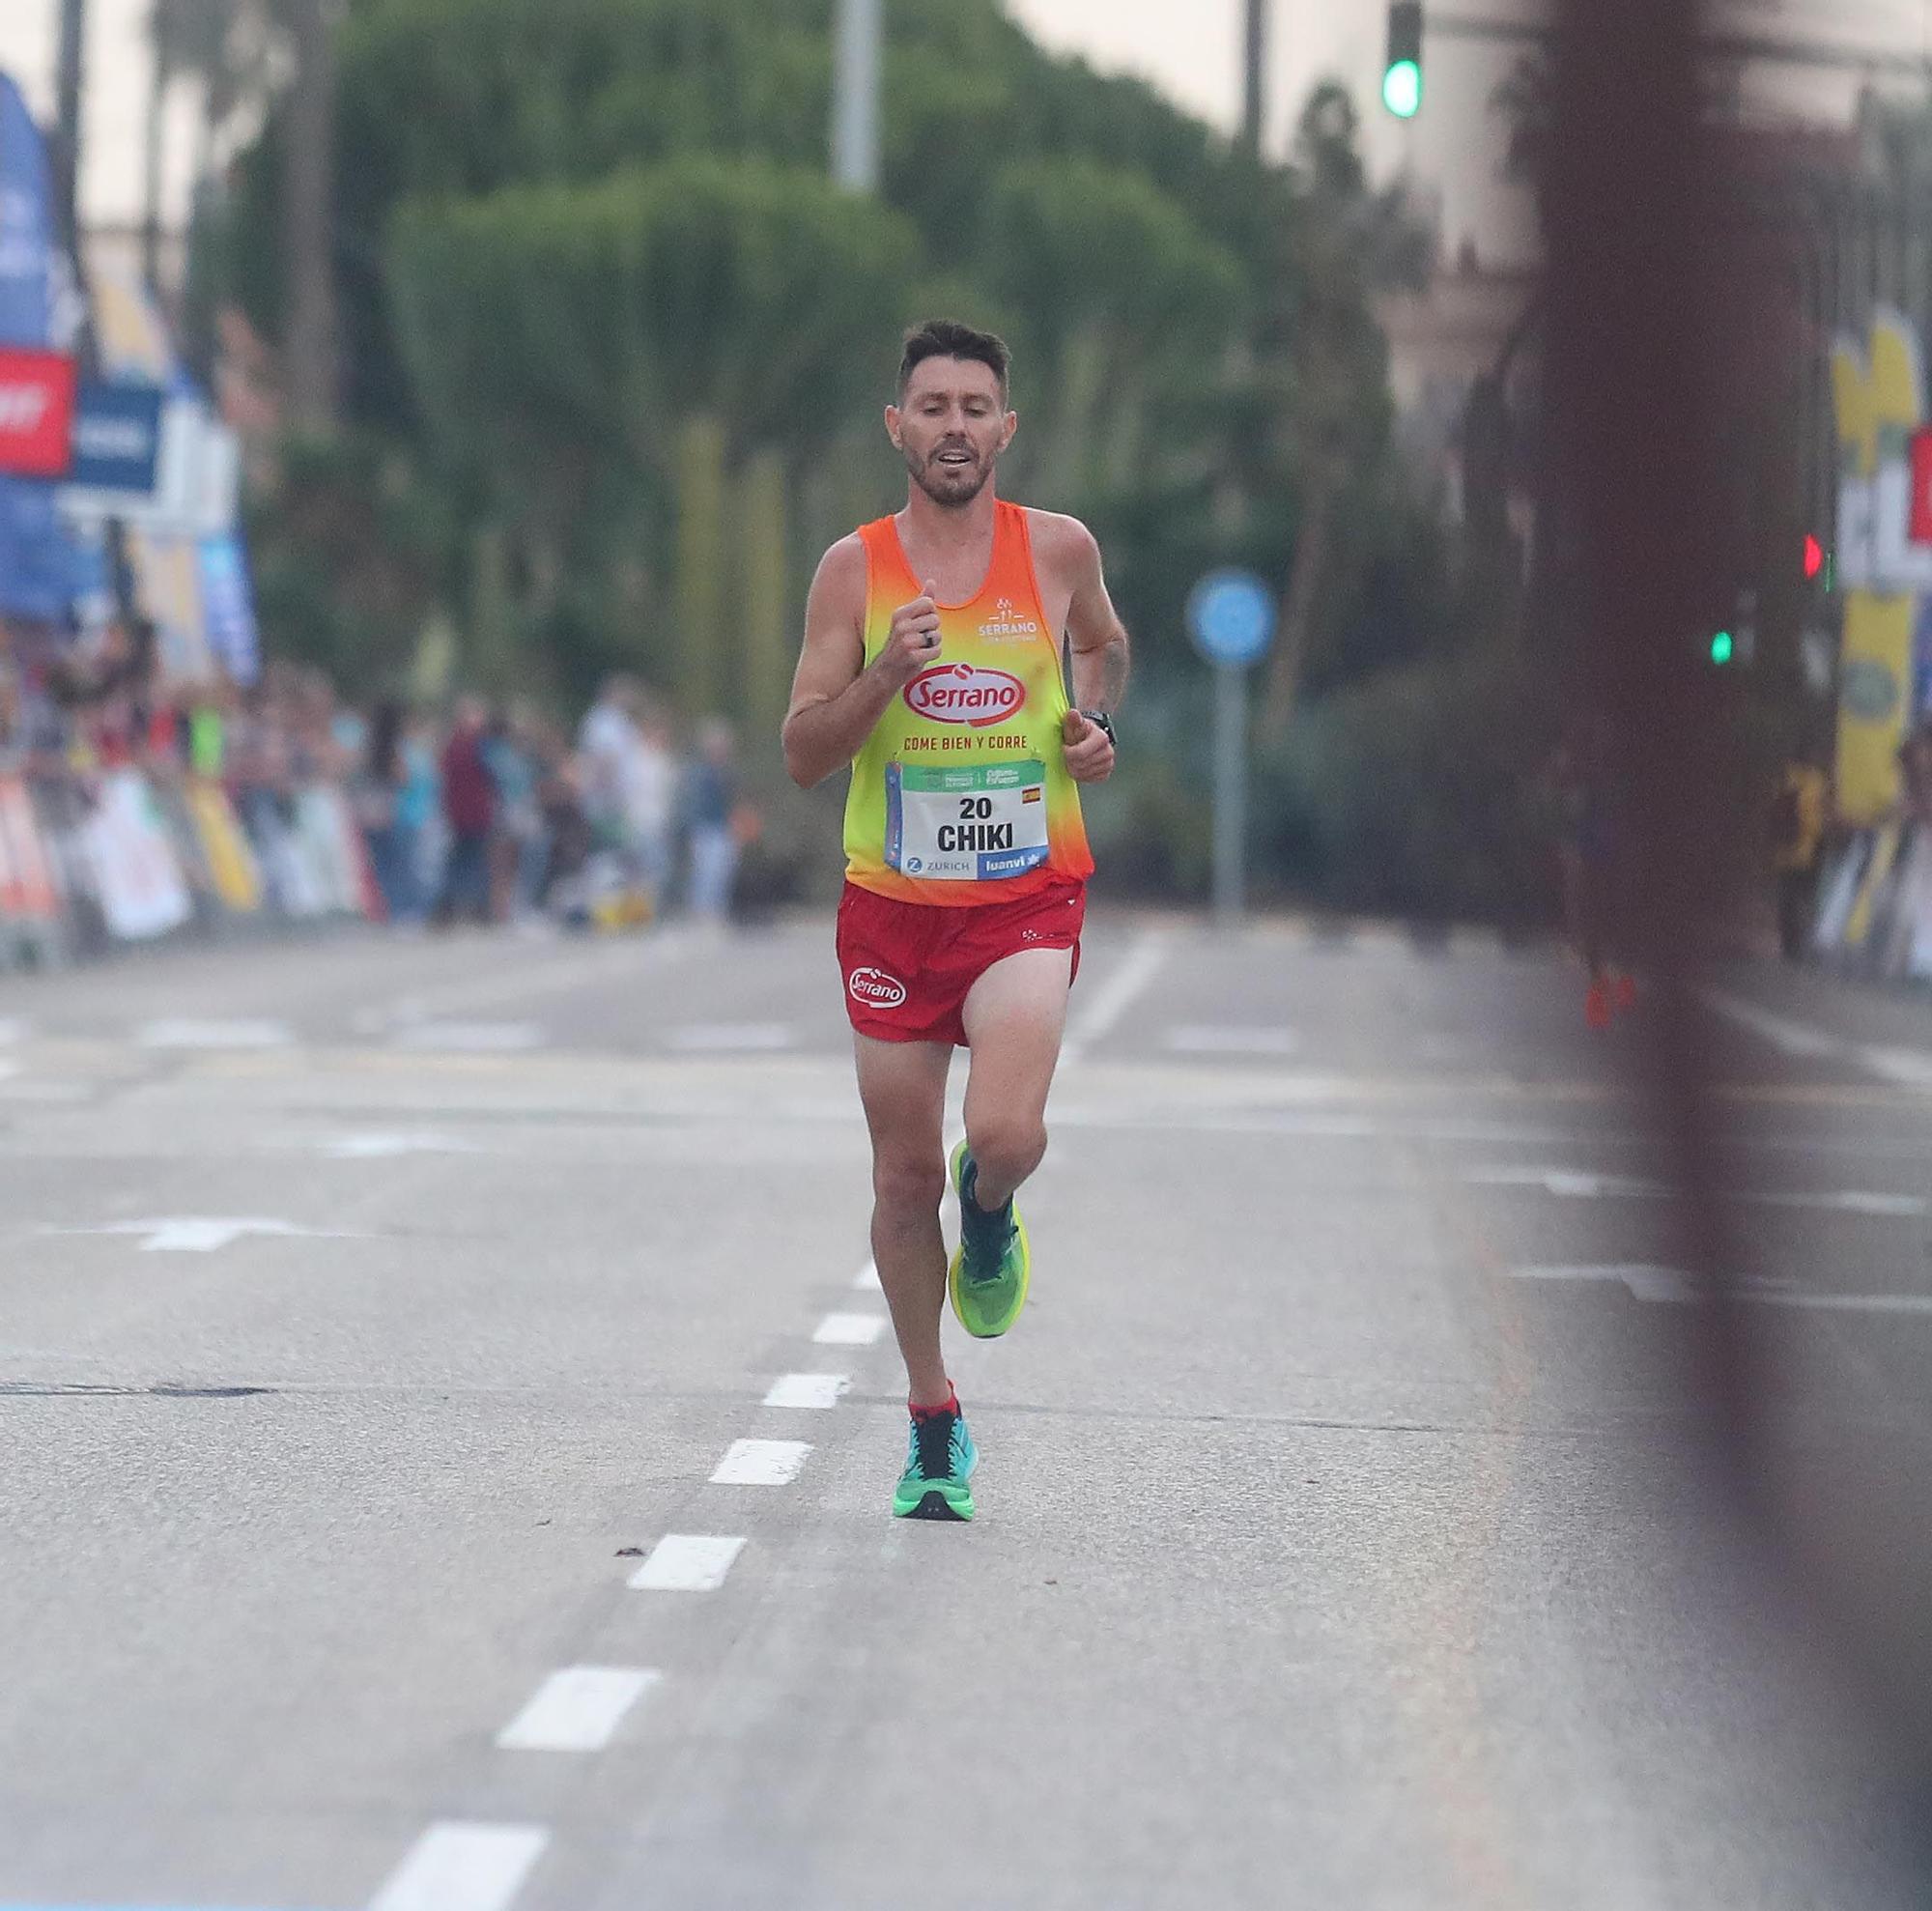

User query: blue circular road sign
[1186,568,1276,669]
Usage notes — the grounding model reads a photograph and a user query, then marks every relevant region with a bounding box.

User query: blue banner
[0,70,88,621]
[199,532,260,685]
[69,382,165,495]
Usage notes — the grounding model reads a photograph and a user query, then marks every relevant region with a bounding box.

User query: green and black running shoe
[893,1398,979,1521]
[948,1140,1031,1339]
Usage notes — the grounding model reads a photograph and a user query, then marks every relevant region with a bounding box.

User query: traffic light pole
[53,0,87,249]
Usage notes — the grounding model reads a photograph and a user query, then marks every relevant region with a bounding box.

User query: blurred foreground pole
[53,0,86,247]
[832,0,882,194]
[1544,0,1932,1819]
[1240,0,1267,158]
[1542,0,1731,1340]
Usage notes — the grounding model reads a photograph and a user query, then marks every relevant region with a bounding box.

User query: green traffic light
[1710,631,1734,665]
[1382,59,1423,119]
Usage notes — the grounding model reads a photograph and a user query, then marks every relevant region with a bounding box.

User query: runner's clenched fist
[1061,707,1116,784]
[872,580,944,690]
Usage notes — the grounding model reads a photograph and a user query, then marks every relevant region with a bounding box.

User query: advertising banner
[79,770,192,941]
[1832,309,1922,822]
[66,380,165,496]
[198,532,260,685]
[0,72,90,619]
[183,780,262,914]
[0,770,60,921]
[0,344,75,476]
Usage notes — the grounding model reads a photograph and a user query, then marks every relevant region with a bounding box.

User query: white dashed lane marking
[495,1667,660,1752]
[628,1534,748,1592]
[710,1439,812,1485]
[763,1372,851,1410]
[368,1821,549,1911]
[852,1260,884,1291]
[812,1312,888,1346]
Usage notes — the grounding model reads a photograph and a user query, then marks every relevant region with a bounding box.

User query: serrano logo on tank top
[904,662,1026,727]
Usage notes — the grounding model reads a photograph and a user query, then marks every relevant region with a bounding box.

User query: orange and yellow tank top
[843,501,1094,906]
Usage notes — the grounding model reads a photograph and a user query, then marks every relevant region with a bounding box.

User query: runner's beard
[907,443,994,508]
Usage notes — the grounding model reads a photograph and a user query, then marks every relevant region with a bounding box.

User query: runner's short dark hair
[898,319,1011,401]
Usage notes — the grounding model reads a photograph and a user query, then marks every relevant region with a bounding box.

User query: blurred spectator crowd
[0,622,762,965]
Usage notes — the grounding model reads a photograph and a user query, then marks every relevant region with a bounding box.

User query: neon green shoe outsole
[893,1474,977,1521]
[948,1139,1031,1339]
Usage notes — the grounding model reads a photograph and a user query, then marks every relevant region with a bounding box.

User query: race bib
[886,759,1050,882]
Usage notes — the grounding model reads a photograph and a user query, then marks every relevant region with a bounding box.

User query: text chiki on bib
[843,501,1094,907]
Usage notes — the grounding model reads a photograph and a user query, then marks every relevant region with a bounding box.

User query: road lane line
[628,1533,747,1591]
[368,1821,549,1911]
[812,1312,887,1346]
[137,1017,293,1049]
[391,1021,544,1053]
[667,1022,795,1052]
[1704,987,1932,1091]
[495,1667,659,1751]
[1062,927,1169,1064]
[852,1260,883,1291]
[1470,1166,1925,1215]
[1510,1264,1932,1312]
[378,928,696,1023]
[1161,1025,1301,1056]
[710,1439,811,1485]
[763,1372,851,1409]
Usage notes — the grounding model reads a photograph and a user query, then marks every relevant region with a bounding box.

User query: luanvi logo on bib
[848,966,909,1008]
[904,662,1027,727]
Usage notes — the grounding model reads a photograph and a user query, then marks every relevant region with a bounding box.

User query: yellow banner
[1833,311,1919,821]
[184,780,262,914]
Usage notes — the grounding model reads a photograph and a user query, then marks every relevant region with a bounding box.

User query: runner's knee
[873,1152,945,1214]
[966,1112,1046,1182]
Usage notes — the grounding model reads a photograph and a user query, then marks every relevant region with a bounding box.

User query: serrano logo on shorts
[904,662,1026,727]
[848,966,909,1009]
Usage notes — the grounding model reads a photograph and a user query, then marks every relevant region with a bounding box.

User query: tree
[386,157,919,705]
[1259,83,1433,734]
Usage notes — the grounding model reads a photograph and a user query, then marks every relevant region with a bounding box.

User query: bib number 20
[886,759,1051,883]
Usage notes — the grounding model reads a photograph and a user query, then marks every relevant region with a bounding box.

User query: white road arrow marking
[46,1216,354,1253]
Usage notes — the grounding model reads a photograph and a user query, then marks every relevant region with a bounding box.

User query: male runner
[781,319,1128,1522]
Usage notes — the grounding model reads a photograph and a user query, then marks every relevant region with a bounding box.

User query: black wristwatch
[1081,708,1117,747]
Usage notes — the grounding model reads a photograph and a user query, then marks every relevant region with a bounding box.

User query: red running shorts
[837,879,1087,1047]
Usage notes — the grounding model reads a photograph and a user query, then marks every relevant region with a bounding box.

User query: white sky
[0,0,1914,267]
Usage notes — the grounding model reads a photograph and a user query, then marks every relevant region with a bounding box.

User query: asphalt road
[2,912,1930,1909]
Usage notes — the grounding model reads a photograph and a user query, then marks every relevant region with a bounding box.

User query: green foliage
[1258,654,1553,921]
[218,0,1498,910]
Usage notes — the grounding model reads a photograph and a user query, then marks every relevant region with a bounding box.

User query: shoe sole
[895,1487,975,1522]
[948,1141,1030,1339]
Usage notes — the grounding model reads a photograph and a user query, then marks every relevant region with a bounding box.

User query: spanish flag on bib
[842,501,1094,907]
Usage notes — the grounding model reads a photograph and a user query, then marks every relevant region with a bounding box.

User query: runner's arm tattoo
[1065,524,1130,715]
